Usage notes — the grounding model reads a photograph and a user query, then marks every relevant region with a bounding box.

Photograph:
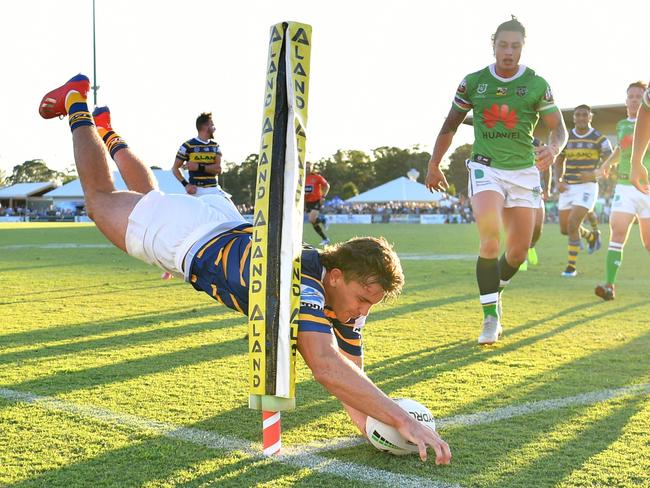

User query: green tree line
[2,145,474,205]
[220,144,473,206]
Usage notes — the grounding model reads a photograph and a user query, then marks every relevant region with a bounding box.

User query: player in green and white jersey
[425,16,567,345]
[630,82,650,194]
[595,81,650,301]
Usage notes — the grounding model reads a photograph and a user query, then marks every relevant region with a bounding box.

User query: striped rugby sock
[97,128,129,159]
[605,242,624,285]
[65,91,93,132]
[567,239,580,270]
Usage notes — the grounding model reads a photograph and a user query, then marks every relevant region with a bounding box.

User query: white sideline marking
[1,243,113,250]
[398,254,475,261]
[0,388,458,488]
[2,245,474,261]
[299,382,650,454]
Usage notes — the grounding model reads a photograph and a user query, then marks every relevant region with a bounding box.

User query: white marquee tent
[44,170,186,210]
[345,176,455,204]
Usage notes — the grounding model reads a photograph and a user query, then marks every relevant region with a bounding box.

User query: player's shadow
[442,325,650,421]
[0,304,223,349]
[0,279,184,306]
[4,419,349,488]
[368,292,475,321]
[242,300,642,441]
[435,332,650,487]
[358,300,644,406]
[0,309,241,365]
[1,330,247,400]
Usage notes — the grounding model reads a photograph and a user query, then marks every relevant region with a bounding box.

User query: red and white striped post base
[262,410,281,456]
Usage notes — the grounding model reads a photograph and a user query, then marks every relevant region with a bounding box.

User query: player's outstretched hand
[397,419,452,464]
[534,145,557,171]
[185,184,198,195]
[425,166,450,193]
[631,164,650,195]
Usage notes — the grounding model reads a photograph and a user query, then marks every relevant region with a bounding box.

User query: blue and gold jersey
[188,224,365,356]
[176,137,222,187]
[560,128,612,184]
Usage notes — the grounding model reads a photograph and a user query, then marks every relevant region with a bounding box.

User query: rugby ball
[365,398,436,455]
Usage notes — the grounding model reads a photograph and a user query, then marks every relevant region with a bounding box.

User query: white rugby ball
[366,398,436,456]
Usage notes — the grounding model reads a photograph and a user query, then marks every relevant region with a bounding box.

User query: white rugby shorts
[125,190,247,276]
[558,182,598,211]
[611,184,650,219]
[467,161,542,208]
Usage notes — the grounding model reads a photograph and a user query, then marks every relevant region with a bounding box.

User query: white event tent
[345,176,454,204]
[44,170,185,210]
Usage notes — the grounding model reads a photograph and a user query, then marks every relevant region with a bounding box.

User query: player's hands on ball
[425,166,450,193]
[534,145,557,171]
[185,184,198,195]
[398,419,452,464]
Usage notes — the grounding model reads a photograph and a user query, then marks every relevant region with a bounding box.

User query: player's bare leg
[39,75,142,252]
[595,211,635,301]
[92,106,158,194]
[471,190,505,344]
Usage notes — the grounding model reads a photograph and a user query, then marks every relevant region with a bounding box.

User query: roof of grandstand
[0,182,58,199]
[44,170,185,199]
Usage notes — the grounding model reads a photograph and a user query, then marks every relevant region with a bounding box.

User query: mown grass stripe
[300,382,650,454]
[0,388,460,488]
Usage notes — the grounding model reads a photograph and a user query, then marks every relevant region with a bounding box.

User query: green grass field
[1,222,649,487]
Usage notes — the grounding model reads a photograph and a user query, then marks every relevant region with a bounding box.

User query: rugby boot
[561,266,577,277]
[588,230,602,255]
[92,106,113,131]
[39,74,90,119]
[594,283,615,301]
[478,315,503,345]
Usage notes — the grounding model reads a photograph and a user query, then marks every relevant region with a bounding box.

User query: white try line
[1,243,113,250]
[299,382,650,454]
[2,244,474,261]
[0,388,459,488]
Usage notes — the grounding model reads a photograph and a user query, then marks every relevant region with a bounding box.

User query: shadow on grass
[487,396,648,488]
[6,428,360,488]
[1,332,247,398]
[0,312,241,365]
[0,279,185,306]
[0,304,224,349]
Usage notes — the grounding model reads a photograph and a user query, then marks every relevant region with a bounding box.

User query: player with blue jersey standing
[425,17,567,344]
[172,112,227,197]
[554,105,613,277]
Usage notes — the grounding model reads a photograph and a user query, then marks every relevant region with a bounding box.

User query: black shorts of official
[305,200,322,212]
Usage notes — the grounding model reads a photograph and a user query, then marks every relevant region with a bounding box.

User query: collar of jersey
[196,137,212,144]
[572,127,595,139]
[488,63,527,83]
